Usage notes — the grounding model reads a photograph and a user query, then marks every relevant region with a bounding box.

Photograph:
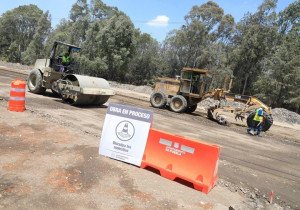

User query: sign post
[99,103,153,166]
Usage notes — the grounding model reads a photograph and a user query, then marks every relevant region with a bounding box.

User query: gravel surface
[0,60,32,70]
[197,98,246,109]
[109,81,153,95]
[197,98,220,108]
[272,108,300,125]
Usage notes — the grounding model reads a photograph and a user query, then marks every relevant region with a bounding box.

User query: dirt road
[0,68,299,209]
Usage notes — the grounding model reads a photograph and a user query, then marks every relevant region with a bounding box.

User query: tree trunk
[242,74,248,95]
[276,84,284,107]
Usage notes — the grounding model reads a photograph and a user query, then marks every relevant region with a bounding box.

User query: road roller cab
[48,41,81,73]
[27,41,115,106]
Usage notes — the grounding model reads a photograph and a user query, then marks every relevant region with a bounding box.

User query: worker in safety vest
[59,52,71,72]
[247,107,264,136]
[62,52,70,66]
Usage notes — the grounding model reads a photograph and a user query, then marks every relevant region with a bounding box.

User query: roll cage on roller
[49,41,81,73]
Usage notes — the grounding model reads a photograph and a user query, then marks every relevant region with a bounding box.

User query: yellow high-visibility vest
[62,55,70,64]
[253,108,263,122]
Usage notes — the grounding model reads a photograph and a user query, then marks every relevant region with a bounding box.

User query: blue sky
[0,0,294,42]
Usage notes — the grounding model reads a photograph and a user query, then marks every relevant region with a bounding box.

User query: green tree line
[0,0,299,112]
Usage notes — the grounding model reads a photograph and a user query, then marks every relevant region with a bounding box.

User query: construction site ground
[0,67,299,209]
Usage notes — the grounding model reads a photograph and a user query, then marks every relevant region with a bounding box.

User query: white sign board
[99,103,153,166]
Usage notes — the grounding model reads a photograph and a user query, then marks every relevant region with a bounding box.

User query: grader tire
[247,111,273,132]
[27,69,46,94]
[170,95,187,113]
[150,91,167,108]
[186,104,198,113]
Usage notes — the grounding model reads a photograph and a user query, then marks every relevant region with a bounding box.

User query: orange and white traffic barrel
[8,79,26,112]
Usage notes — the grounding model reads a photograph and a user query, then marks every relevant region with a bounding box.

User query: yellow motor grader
[27,41,114,106]
[150,67,273,131]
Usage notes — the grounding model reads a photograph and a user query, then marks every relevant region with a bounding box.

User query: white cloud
[147,15,169,27]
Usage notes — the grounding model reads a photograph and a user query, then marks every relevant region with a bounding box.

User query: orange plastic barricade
[141,128,220,194]
[8,79,26,112]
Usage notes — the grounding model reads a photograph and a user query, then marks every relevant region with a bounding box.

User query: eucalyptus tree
[162,1,235,89]
[230,0,279,95]
[126,32,164,85]
[0,5,51,62]
[254,0,300,112]
[22,11,51,64]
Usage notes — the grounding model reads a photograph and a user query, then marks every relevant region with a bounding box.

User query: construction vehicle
[27,41,114,106]
[150,67,273,131]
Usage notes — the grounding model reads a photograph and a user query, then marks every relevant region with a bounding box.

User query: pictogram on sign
[116,121,135,141]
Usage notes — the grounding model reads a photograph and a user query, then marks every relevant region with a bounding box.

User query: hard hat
[257,108,264,116]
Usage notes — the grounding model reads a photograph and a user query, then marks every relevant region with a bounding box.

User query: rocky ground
[0,61,32,71]
[272,108,300,125]
[109,81,153,95]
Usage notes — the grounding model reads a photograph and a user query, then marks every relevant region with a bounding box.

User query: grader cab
[27,41,114,106]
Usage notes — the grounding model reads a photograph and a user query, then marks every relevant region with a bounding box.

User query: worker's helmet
[257,107,264,116]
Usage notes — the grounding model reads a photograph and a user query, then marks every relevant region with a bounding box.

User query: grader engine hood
[53,74,115,106]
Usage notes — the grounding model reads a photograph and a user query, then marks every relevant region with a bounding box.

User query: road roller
[27,41,114,106]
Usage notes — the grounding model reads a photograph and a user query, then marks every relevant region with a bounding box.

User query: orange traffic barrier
[141,128,220,194]
[8,79,26,112]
